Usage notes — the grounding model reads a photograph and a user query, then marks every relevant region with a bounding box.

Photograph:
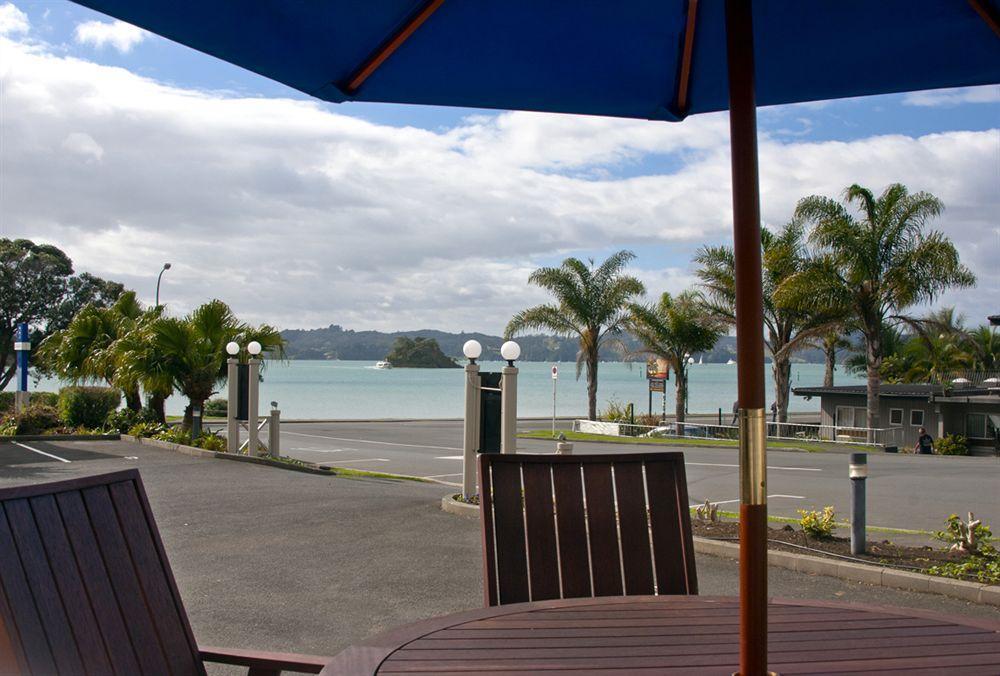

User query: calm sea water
[16,360,863,419]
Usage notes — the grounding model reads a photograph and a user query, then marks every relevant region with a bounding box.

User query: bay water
[16,360,863,419]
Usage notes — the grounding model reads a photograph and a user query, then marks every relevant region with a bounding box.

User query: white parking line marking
[316,458,390,466]
[291,448,345,453]
[688,462,821,472]
[284,431,460,452]
[423,473,463,479]
[690,494,806,508]
[435,455,464,460]
[12,442,71,463]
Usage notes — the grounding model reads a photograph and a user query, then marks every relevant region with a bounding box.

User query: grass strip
[519,430,880,453]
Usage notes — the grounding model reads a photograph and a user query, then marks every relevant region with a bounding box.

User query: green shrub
[928,515,999,583]
[127,421,168,438]
[0,417,17,436]
[935,433,968,456]
[798,506,836,539]
[104,407,158,433]
[204,398,228,417]
[58,387,121,429]
[0,391,58,413]
[601,398,629,422]
[195,431,227,452]
[3,404,62,435]
[153,426,192,446]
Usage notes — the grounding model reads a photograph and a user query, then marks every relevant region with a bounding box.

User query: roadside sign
[551,366,558,379]
[649,378,666,393]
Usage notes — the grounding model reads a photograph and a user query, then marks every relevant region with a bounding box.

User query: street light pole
[155,262,172,306]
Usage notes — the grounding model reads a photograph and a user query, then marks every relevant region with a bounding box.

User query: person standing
[914,427,934,454]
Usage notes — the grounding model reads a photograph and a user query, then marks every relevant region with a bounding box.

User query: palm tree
[964,325,1000,372]
[816,330,851,387]
[37,291,145,409]
[142,300,285,430]
[626,291,723,434]
[791,183,975,433]
[696,221,841,423]
[112,306,173,422]
[505,251,645,420]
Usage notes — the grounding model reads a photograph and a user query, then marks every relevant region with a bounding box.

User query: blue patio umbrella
[67,1,1000,673]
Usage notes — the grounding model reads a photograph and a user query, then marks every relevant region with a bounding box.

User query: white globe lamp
[247,340,262,356]
[500,340,521,364]
[225,341,240,356]
[463,339,483,362]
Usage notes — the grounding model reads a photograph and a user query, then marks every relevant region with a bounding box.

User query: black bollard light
[849,452,868,555]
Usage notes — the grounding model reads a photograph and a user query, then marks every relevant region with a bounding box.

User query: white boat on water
[374,360,393,369]
[726,358,736,365]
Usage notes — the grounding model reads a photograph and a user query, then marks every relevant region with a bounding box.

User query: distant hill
[280,325,830,363]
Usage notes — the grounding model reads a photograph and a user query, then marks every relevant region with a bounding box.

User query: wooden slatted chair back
[0,469,205,676]
[479,452,697,606]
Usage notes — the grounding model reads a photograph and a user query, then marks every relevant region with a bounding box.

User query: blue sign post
[14,322,30,412]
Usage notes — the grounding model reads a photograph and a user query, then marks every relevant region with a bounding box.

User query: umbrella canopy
[70,1,1000,121]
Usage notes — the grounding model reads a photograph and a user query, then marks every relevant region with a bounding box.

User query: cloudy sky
[1,2,998,335]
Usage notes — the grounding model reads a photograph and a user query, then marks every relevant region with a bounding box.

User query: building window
[835,406,853,427]
[965,413,996,440]
[889,408,903,426]
[910,409,924,426]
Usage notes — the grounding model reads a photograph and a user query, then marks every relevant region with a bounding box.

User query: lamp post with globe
[225,341,241,452]
[500,340,521,454]
[246,341,262,455]
[461,339,482,499]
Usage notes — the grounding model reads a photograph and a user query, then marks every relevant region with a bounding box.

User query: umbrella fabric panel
[71,0,1000,120]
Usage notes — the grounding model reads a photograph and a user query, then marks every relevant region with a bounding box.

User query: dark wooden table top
[320,595,1000,675]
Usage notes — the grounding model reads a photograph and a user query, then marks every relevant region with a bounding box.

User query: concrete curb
[1,433,121,442]
[441,494,480,518]
[121,434,441,482]
[438,496,999,606]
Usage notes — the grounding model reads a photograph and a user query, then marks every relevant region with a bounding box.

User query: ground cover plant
[798,506,837,539]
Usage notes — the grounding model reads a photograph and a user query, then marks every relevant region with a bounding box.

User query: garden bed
[692,519,999,584]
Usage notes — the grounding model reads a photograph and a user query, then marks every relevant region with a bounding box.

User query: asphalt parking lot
[1,436,997,664]
[239,419,1000,538]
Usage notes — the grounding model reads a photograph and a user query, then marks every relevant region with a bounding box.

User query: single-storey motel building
[793,382,1000,456]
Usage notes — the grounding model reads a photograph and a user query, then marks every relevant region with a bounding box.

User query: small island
[384,337,460,368]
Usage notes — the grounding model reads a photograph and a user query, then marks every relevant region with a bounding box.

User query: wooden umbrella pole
[725,1,770,675]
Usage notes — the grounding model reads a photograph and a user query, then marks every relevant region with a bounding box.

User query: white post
[500,364,518,454]
[462,362,480,500]
[551,365,558,436]
[226,357,239,453]
[247,358,260,455]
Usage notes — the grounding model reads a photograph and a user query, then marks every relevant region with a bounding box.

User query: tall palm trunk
[674,363,687,437]
[148,392,166,424]
[586,349,599,421]
[823,345,836,387]
[124,385,142,411]
[865,326,882,442]
[772,356,791,424]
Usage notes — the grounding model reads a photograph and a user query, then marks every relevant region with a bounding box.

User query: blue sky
[2,1,998,333]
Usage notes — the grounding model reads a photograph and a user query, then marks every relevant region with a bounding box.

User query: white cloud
[0,3,28,36]
[1,33,997,334]
[74,19,146,53]
[61,131,104,162]
[903,85,1000,107]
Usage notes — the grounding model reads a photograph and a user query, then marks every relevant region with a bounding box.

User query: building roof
[793,383,996,400]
